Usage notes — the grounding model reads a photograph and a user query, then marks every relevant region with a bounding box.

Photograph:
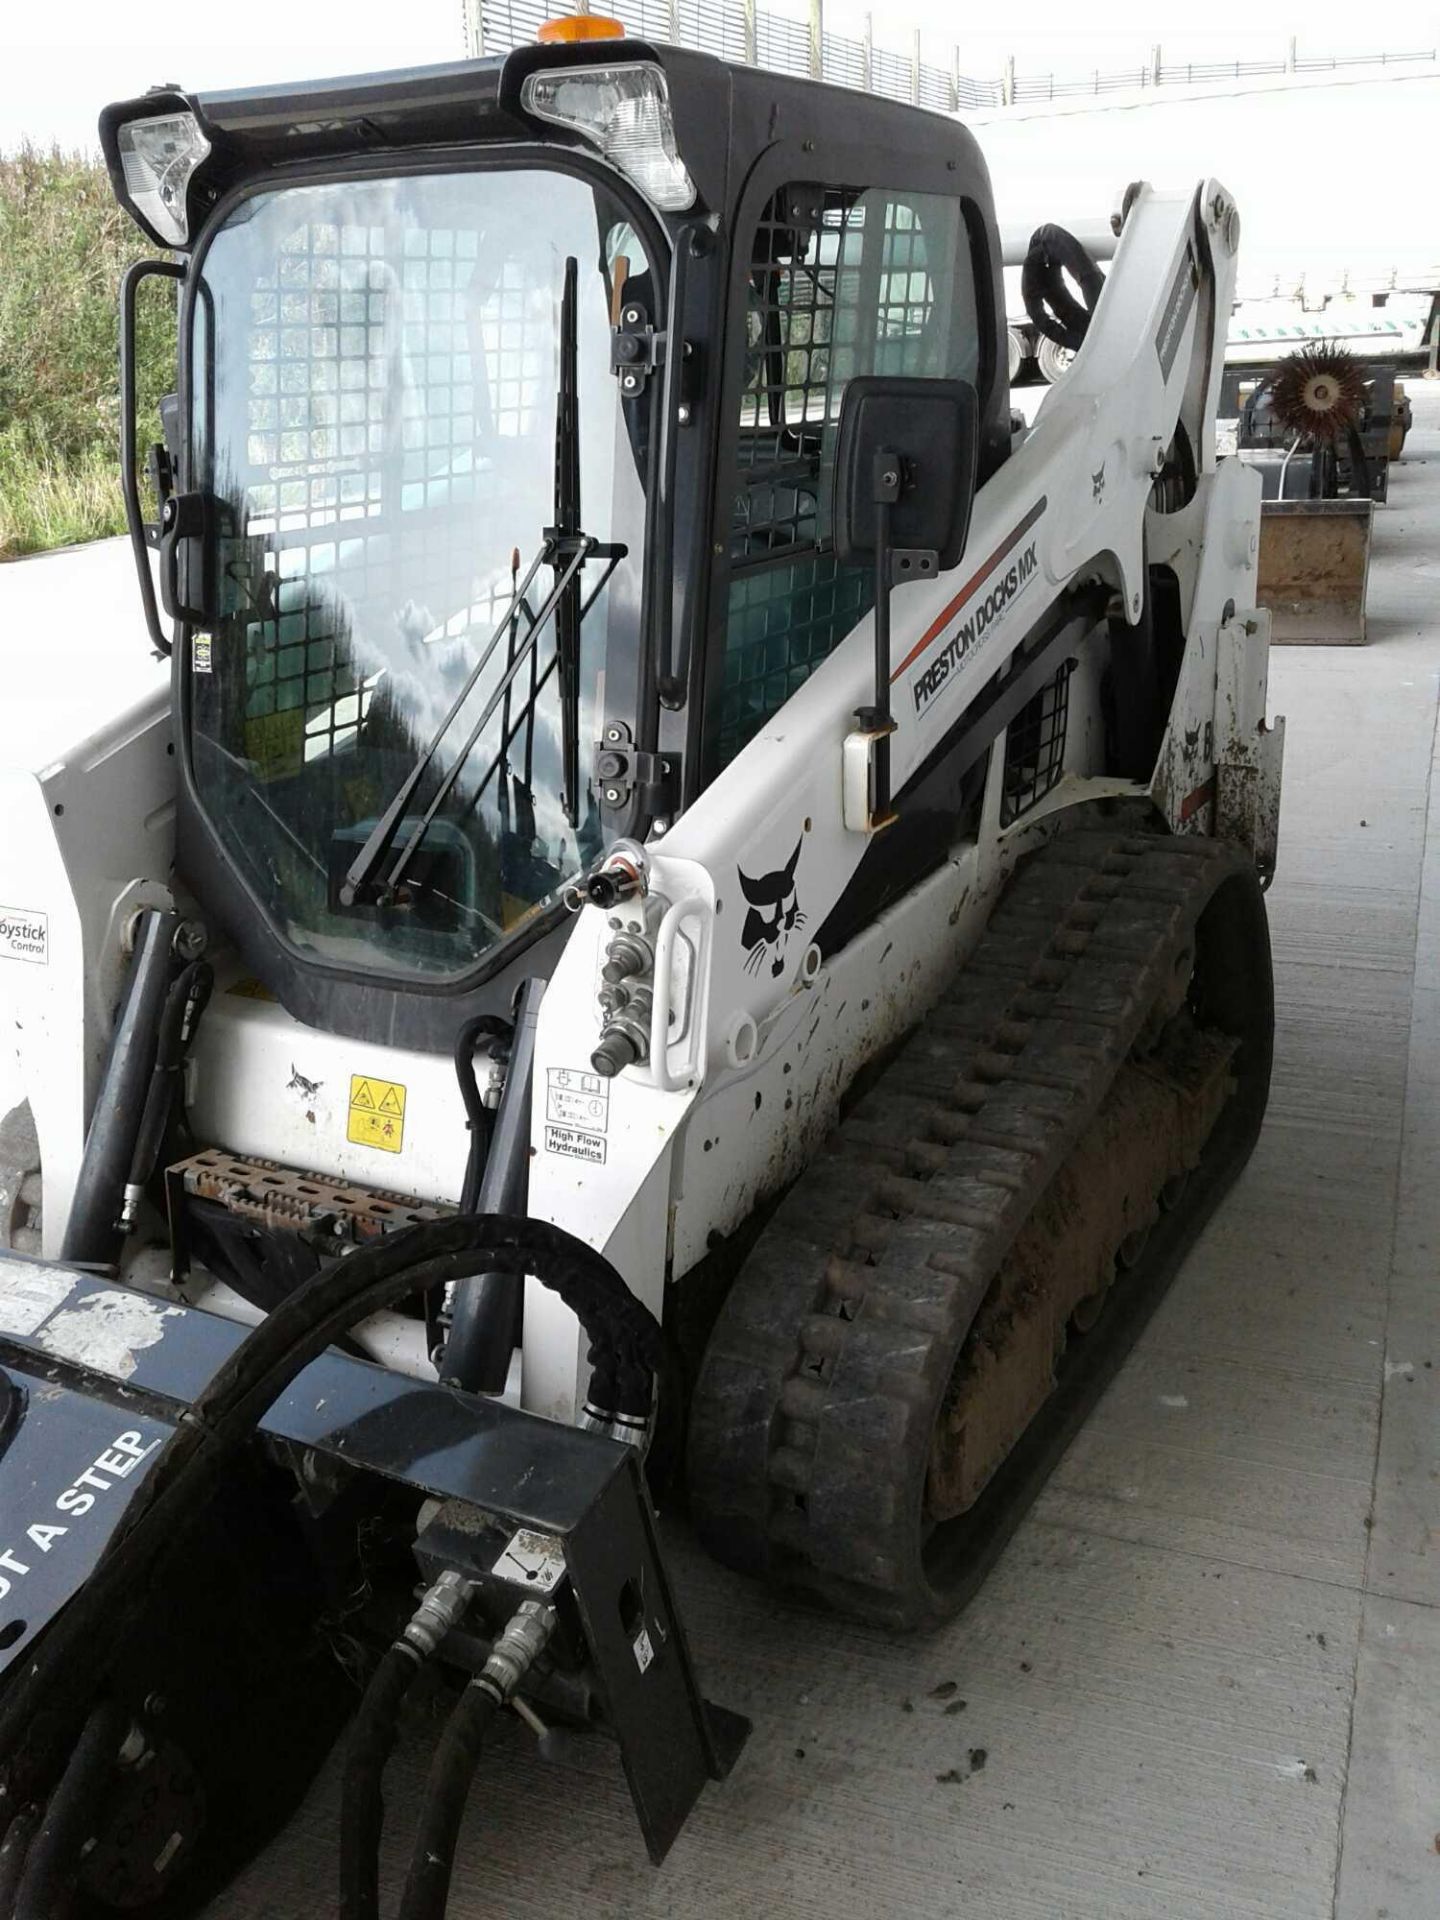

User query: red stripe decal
[1179,776,1216,823]
[890,495,1048,685]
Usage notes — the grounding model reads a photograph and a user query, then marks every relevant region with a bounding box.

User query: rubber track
[688,828,1256,1626]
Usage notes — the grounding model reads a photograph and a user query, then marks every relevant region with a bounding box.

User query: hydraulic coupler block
[592,925,655,1078]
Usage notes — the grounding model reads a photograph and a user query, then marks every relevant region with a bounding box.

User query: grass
[0,145,173,560]
[0,429,129,558]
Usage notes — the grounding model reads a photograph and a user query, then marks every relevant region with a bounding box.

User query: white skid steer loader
[0,27,1281,1917]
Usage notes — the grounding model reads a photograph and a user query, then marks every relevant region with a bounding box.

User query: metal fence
[462,0,1002,108]
[1012,44,1439,104]
[461,2,1438,116]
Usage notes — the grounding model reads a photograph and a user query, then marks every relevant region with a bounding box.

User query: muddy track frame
[688,825,1273,1629]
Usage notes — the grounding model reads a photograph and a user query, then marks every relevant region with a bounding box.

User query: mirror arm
[855,448,902,819]
[833,380,977,833]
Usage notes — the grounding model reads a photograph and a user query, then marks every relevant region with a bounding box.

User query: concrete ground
[5,402,1435,1916]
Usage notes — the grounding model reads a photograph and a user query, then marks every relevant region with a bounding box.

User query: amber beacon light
[537,13,627,41]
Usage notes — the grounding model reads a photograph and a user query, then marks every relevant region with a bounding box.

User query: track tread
[688,826,1266,1627]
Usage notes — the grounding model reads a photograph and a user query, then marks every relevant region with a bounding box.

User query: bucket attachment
[1258,497,1373,646]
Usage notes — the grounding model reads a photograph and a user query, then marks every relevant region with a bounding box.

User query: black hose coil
[1021,223,1106,355]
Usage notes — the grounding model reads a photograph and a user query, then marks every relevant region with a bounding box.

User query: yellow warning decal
[348,1074,407,1153]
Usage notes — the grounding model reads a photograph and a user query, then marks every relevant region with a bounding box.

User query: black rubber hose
[0,1217,658,1809]
[181,1217,660,1452]
[125,959,213,1197]
[60,907,177,1269]
[396,1679,502,1920]
[1021,223,1106,354]
[583,1344,654,1421]
[453,1015,512,1214]
[340,1643,422,1920]
[11,1697,125,1919]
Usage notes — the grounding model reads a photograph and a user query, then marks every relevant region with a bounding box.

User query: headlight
[521,64,695,212]
[117,111,211,246]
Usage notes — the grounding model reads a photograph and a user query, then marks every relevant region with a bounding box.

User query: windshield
[189,166,655,979]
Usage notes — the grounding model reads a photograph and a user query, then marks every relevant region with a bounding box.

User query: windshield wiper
[554,252,584,830]
[339,254,624,910]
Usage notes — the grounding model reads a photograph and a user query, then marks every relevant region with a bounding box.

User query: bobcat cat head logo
[738,840,805,978]
[1091,463,1106,502]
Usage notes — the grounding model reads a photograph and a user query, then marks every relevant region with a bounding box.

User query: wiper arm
[341,252,623,909]
[338,540,552,907]
[380,535,597,898]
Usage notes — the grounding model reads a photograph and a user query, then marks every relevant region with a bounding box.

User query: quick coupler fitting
[401,1567,475,1662]
[481,1599,557,1702]
[600,927,652,987]
[591,992,652,1078]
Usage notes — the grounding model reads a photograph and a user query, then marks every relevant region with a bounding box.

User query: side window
[715,185,982,767]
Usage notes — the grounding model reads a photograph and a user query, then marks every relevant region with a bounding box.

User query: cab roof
[100,39,990,251]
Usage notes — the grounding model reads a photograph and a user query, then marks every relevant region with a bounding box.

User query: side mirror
[832,377,980,833]
[833,375,979,573]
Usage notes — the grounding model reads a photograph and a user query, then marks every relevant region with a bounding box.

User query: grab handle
[120,258,185,657]
[649,895,709,1094]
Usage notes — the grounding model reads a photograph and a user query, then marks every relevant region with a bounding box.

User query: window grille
[231,213,550,775]
[1001,661,1073,825]
[717,184,971,765]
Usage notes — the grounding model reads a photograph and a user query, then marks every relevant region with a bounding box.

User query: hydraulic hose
[452,1014,511,1215]
[119,958,213,1233]
[60,907,178,1270]
[428,1010,511,1362]
[445,982,545,1393]
[340,1646,419,1920]
[397,1602,555,1920]
[0,1216,659,1818]
[1021,223,1106,355]
[396,1682,501,1920]
[583,1347,653,1423]
[340,1570,475,1920]
[10,1698,126,1920]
